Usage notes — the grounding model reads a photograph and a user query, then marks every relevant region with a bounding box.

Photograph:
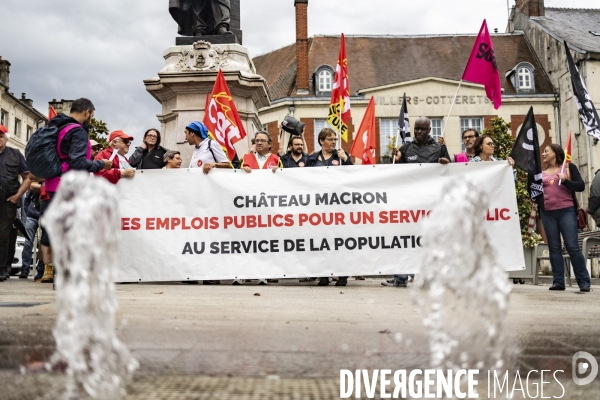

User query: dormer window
[518,67,532,89]
[506,62,536,94]
[314,65,335,96]
[319,70,332,91]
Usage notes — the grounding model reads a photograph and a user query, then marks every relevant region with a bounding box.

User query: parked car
[10,236,36,276]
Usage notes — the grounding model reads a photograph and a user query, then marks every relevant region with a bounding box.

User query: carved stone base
[144,43,270,167]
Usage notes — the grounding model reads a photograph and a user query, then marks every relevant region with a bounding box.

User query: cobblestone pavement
[0,278,598,399]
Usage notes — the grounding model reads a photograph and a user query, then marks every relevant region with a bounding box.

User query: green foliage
[88,118,109,148]
[482,117,541,248]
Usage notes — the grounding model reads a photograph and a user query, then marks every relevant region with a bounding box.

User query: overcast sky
[0,0,596,148]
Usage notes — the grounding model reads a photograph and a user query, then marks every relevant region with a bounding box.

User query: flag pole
[558,160,566,186]
[392,127,400,165]
[338,98,343,151]
[441,80,463,137]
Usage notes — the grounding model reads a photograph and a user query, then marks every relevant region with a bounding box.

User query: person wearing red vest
[241,131,282,173]
[236,131,281,286]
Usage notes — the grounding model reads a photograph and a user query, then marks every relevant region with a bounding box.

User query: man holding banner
[392,117,450,165]
[184,121,230,174]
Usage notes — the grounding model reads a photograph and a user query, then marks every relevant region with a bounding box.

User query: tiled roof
[532,8,600,53]
[253,34,554,102]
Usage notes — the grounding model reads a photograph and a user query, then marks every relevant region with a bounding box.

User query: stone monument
[145,1,268,166]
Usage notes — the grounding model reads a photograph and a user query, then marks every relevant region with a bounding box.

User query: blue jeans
[394,274,414,284]
[540,206,591,288]
[21,216,39,275]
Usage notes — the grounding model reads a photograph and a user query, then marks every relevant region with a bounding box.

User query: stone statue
[169,0,231,36]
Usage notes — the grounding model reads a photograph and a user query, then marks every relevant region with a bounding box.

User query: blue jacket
[48,113,104,173]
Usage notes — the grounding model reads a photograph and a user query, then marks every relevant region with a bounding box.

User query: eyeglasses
[324,137,337,142]
[254,139,269,144]
[146,134,158,139]
[463,135,476,140]
[485,142,495,147]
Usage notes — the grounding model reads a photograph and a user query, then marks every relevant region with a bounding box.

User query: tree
[88,118,109,148]
[482,117,542,247]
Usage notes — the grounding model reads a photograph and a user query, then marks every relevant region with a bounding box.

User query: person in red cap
[0,124,31,282]
[94,130,136,184]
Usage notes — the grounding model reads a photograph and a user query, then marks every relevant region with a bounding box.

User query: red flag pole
[338,97,343,151]
[441,80,463,137]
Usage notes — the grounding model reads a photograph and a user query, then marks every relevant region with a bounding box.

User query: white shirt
[189,139,229,168]
[255,153,269,169]
[118,154,132,169]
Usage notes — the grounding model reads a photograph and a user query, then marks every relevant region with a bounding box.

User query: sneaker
[41,264,54,283]
[19,273,28,279]
[232,279,244,285]
[335,277,348,287]
[258,279,268,285]
[317,277,330,286]
[381,279,407,287]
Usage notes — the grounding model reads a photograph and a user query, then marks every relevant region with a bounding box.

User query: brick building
[254,0,557,162]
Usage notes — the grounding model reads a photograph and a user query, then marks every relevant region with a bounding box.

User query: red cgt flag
[203,69,247,161]
[564,130,573,163]
[328,33,351,142]
[462,20,502,110]
[48,105,57,121]
[350,97,376,165]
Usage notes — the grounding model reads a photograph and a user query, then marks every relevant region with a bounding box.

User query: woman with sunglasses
[94,130,136,184]
[470,135,515,166]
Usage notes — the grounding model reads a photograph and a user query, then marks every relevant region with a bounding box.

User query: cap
[186,121,209,140]
[0,124,7,134]
[89,139,100,147]
[109,130,133,142]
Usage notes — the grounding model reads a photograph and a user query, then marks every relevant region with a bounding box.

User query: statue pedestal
[144,41,270,166]
[175,30,242,46]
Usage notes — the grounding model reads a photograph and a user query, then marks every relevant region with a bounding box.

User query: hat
[186,121,209,140]
[109,130,133,142]
[89,139,101,148]
[0,124,7,134]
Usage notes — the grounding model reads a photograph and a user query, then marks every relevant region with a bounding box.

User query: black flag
[509,106,544,209]
[565,41,600,139]
[397,93,411,144]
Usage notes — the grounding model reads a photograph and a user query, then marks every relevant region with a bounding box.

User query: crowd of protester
[0,97,591,291]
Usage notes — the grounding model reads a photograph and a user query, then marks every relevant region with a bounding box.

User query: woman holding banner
[306,128,352,287]
[539,144,590,292]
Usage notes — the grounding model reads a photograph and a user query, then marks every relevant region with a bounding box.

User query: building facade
[253,1,558,165]
[0,56,47,153]
[507,0,600,208]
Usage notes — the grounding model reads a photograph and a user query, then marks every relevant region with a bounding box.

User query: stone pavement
[1,278,599,399]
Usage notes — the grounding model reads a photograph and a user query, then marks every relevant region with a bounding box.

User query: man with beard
[38,98,112,283]
[169,0,231,36]
[279,136,308,168]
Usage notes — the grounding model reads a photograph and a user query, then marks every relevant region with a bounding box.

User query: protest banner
[115,163,524,282]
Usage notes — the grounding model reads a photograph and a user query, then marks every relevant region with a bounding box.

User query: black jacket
[279,151,308,168]
[129,145,168,170]
[48,113,104,173]
[399,137,450,164]
[305,150,353,167]
[589,169,600,224]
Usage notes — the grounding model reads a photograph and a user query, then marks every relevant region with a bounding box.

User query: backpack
[25,124,79,179]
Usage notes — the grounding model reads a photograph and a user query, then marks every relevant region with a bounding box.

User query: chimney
[21,93,33,108]
[295,0,309,95]
[515,0,544,17]
[0,56,10,88]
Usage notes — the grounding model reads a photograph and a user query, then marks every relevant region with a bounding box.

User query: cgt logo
[572,352,598,386]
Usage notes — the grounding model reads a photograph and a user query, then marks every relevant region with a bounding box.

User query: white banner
[115,163,524,282]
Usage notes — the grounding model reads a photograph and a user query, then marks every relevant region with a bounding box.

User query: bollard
[43,171,138,399]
